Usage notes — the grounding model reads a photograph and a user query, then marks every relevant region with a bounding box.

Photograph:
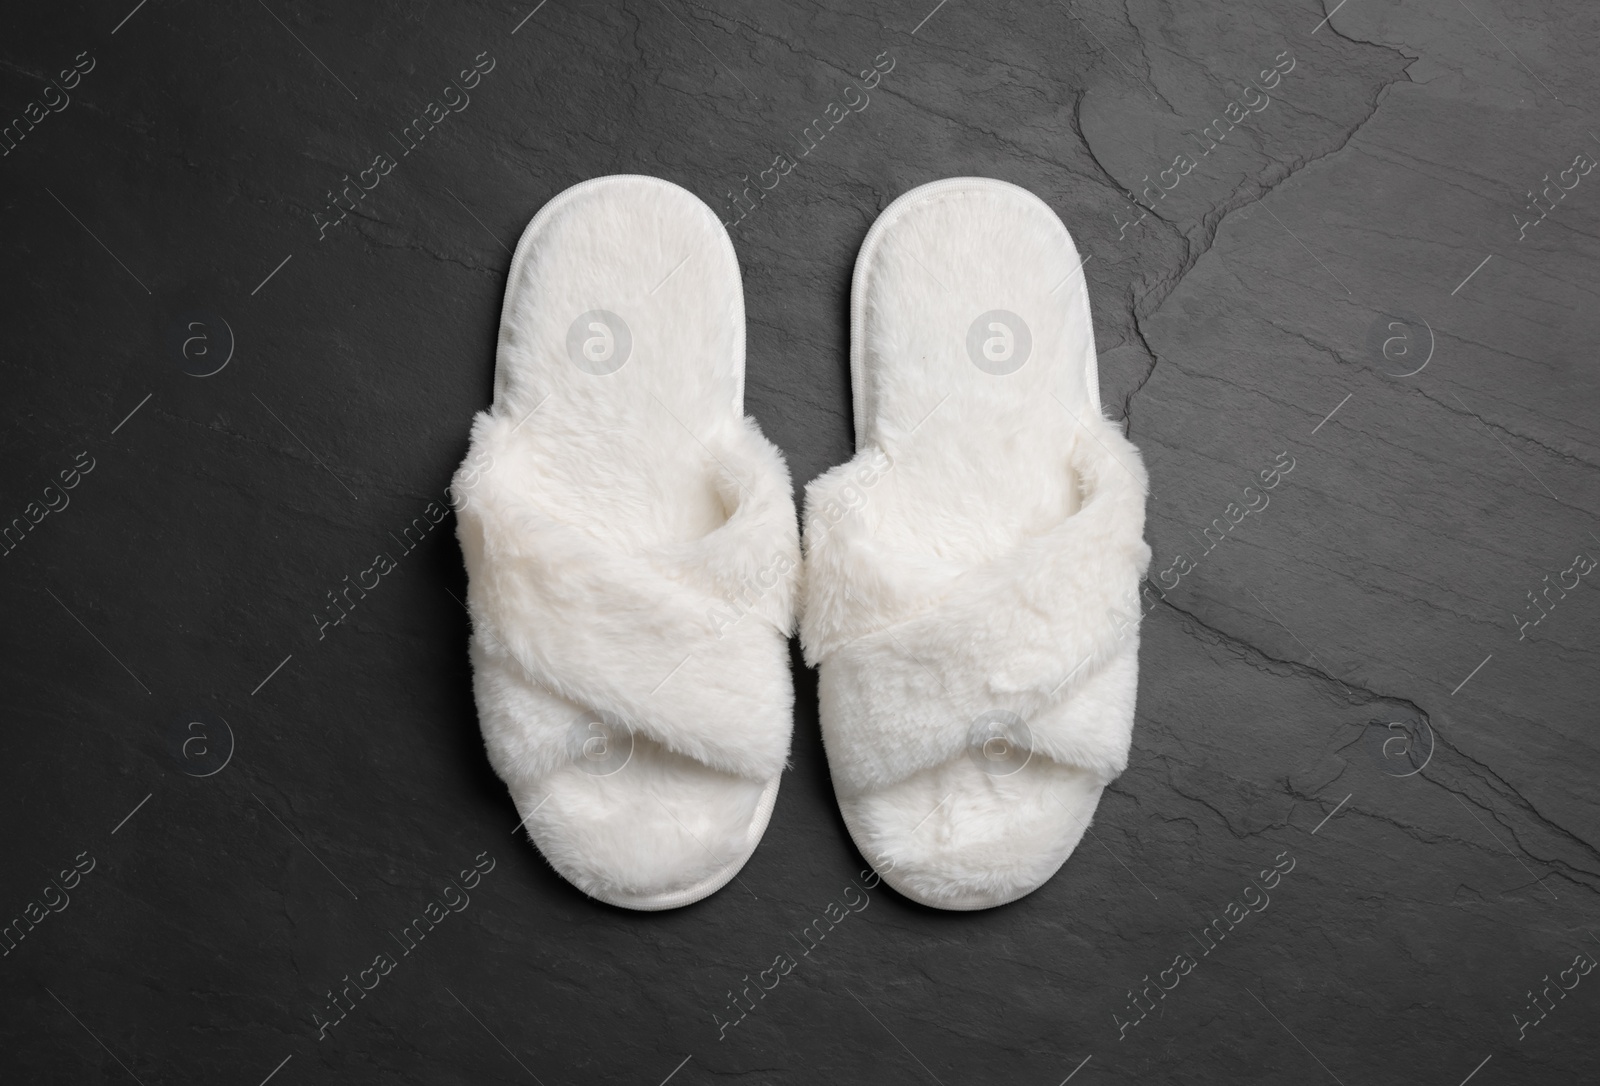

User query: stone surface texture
[2,0,1597,1083]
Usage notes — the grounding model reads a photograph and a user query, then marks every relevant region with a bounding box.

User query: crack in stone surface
[1151,593,1600,890]
[1112,32,1416,427]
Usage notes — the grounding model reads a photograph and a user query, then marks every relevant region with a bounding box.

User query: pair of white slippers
[452,175,1152,911]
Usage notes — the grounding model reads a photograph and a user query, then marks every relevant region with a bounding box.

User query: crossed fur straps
[454,408,800,785]
[800,410,1152,794]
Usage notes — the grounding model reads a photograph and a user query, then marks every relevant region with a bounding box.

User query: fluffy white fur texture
[454,176,798,908]
[804,412,1150,793]
[800,178,1151,908]
[458,409,798,782]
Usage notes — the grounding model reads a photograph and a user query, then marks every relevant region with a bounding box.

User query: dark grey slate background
[3,0,1598,1082]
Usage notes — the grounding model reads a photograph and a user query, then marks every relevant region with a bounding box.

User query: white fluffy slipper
[801,178,1152,910]
[453,176,800,910]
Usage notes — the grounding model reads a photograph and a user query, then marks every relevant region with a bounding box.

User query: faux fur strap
[801,411,1151,793]
[455,409,800,783]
